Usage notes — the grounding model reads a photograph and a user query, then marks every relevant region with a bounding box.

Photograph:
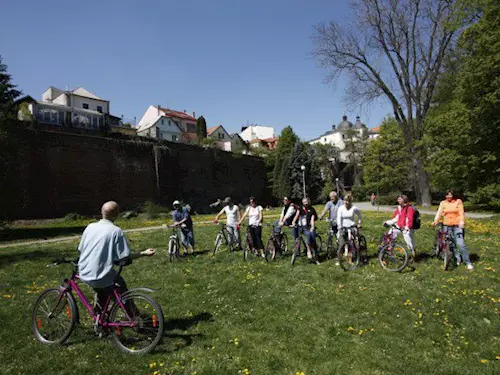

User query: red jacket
[392,205,415,229]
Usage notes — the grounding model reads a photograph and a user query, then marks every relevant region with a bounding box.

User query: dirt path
[0,215,282,249]
[354,202,495,219]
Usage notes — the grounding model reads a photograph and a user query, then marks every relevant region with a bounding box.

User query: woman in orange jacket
[432,190,473,270]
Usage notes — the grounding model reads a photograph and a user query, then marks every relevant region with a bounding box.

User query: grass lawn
[1,211,500,374]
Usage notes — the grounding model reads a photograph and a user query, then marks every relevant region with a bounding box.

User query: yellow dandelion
[480,359,489,364]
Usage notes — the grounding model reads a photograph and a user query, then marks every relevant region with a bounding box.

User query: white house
[207,125,248,152]
[239,125,275,142]
[26,86,118,129]
[309,116,369,162]
[137,105,197,143]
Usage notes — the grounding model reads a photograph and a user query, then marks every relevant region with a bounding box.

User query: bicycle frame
[54,274,135,329]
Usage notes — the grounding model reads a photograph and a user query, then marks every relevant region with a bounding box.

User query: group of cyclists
[169,189,473,270]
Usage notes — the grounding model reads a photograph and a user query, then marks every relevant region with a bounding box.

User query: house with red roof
[136,105,198,143]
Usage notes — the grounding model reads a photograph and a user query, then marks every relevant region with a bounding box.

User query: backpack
[411,205,421,230]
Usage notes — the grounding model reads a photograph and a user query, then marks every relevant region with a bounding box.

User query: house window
[59,111,65,125]
[172,135,178,142]
[161,119,164,125]
[83,103,89,109]
[219,133,225,140]
[92,116,98,129]
[97,106,103,113]
[324,138,327,142]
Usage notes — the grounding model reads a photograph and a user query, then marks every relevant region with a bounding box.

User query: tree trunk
[413,155,432,206]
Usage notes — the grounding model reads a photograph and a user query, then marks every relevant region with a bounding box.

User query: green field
[1,211,499,374]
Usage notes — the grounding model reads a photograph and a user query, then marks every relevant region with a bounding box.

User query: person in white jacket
[278,197,299,240]
[337,194,362,253]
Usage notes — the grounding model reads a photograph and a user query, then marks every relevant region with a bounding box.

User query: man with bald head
[78,201,155,310]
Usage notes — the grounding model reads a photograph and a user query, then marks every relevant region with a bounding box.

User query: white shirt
[224,205,239,226]
[246,205,263,226]
[337,205,362,229]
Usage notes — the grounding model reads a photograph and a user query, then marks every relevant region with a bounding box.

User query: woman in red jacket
[384,194,416,258]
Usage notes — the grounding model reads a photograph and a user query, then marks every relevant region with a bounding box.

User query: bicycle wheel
[168,238,177,262]
[338,243,360,271]
[315,234,323,253]
[379,244,408,272]
[358,235,368,264]
[213,233,223,255]
[243,240,249,261]
[109,292,164,355]
[444,240,453,271]
[265,238,276,261]
[280,233,288,254]
[326,233,337,259]
[433,232,442,258]
[32,288,77,345]
[291,239,301,265]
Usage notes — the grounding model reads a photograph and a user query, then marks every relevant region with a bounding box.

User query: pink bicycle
[31,259,164,354]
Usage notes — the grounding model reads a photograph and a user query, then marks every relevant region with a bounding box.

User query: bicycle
[433,223,459,271]
[325,222,339,259]
[213,222,240,255]
[378,224,409,272]
[32,259,164,354]
[166,225,185,261]
[241,224,270,261]
[264,223,289,261]
[337,226,362,271]
[290,226,321,265]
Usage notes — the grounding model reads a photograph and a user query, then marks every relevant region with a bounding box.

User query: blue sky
[0,0,392,139]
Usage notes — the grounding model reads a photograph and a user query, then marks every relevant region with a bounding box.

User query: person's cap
[173,200,181,206]
[223,197,232,203]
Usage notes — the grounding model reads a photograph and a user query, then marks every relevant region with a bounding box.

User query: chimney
[157,104,161,116]
[192,111,196,119]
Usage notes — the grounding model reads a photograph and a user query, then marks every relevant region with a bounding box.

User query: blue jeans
[181,228,195,248]
[445,226,471,265]
[226,224,241,246]
[303,229,316,245]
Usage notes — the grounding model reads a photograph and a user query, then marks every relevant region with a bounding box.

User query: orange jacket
[434,199,465,226]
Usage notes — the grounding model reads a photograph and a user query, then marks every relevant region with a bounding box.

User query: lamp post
[300,165,306,198]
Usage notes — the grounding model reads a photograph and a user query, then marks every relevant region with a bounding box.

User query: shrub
[63,213,86,221]
[468,184,500,211]
[377,192,400,205]
[352,184,369,201]
[143,200,167,219]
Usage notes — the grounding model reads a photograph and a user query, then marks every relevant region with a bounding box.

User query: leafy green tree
[196,116,207,140]
[0,56,21,125]
[0,56,22,220]
[312,143,340,200]
[271,126,300,200]
[363,118,411,195]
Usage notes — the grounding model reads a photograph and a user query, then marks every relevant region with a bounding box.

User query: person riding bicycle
[319,191,344,236]
[214,196,241,248]
[336,194,362,255]
[238,196,265,258]
[432,190,473,270]
[384,194,416,258]
[78,201,155,311]
[292,197,320,265]
[172,200,195,255]
[278,196,299,240]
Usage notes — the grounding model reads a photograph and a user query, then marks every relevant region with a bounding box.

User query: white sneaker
[466,264,473,270]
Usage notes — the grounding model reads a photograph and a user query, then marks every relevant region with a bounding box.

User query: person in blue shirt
[172,200,195,254]
[319,191,344,234]
[78,201,155,311]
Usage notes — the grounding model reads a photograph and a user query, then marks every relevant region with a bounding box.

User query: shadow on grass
[0,226,86,243]
[0,248,76,268]
[164,312,214,331]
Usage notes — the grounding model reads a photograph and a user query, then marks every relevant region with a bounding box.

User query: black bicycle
[325,222,339,259]
[291,226,322,265]
[265,223,288,261]
[213,222,240,255]
[241,224,270,262]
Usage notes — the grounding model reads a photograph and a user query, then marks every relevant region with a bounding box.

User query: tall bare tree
[312,0,476,205]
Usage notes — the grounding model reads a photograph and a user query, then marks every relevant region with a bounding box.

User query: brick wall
[1,128,268,218]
